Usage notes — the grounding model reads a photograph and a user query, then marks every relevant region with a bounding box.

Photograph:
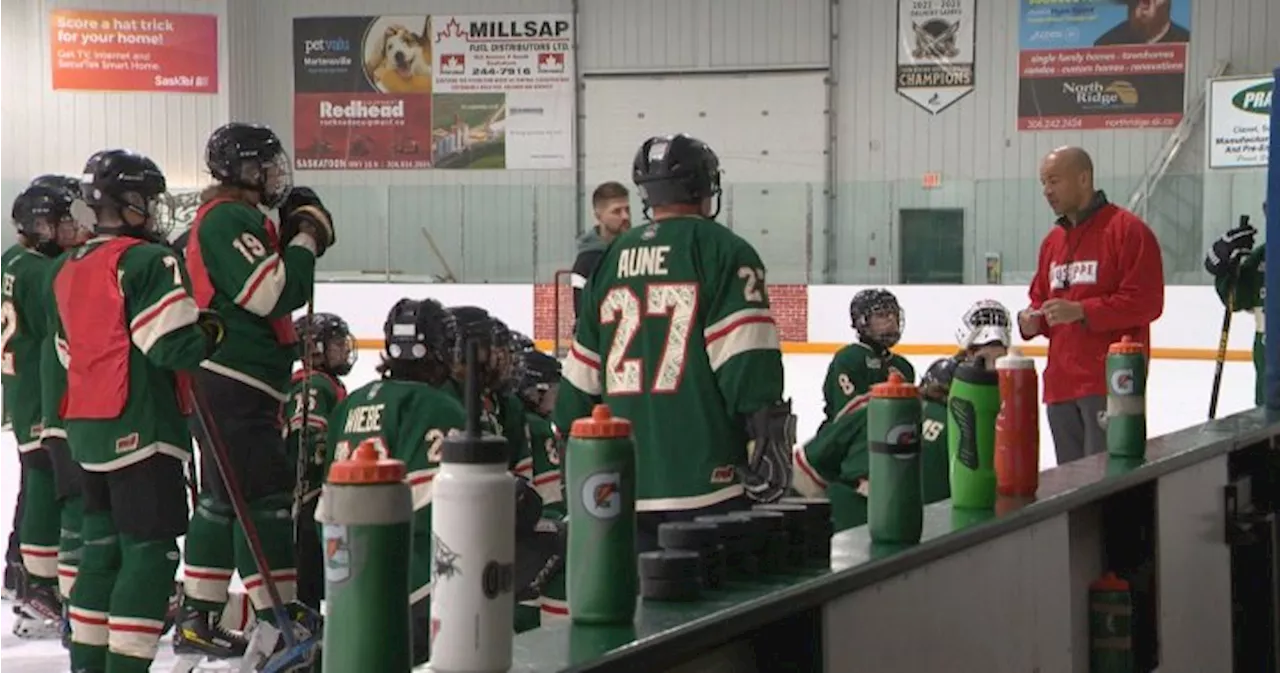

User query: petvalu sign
[1207,75,1273,169]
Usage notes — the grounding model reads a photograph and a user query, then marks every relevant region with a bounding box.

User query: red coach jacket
[1021,192,1164,404]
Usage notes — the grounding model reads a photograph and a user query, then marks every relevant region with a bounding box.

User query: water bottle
[995,348,1040,497]
[565,404,637,624]
[867,372,923,545]
[1089,572,1134,673]
[948,361,1000,509]
[1106,336,1147,459]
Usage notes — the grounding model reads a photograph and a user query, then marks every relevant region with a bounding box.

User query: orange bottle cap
[1108,335,1145,354]
[1089,571,1130,592]
[570,404,633,439]
[327,438,406,484]
[871,371,917,399]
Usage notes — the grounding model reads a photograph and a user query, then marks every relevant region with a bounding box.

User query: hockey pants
[69,455,186,673]
[184,370,298,622]
[18,448,60,589]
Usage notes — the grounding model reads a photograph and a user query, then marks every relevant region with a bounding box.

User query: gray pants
[1047,395,1107,465]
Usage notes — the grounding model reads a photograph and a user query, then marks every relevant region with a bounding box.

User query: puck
[759,530,790,574]
[638,549,701,581]
[779,497,832,523]
[702,546,728,590]
[694,514,751,544]
[732,509,785,532]
[641,575,702,602]
[657,521,720,552]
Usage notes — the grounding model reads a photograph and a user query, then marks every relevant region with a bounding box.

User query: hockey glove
[279,186,335,258]
[739,400,797,504]
[514,518,566,603]
[194,309,226,357]
[1204,220,1255,277]
[514,476,544,539]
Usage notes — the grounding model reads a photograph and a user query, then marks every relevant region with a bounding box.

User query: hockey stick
[185,381,296,649]
[292,300,315,551]
[1209,215,1250,419]
[420,227,458,283]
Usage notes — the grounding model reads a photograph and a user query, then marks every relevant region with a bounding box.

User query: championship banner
[1017,0,1191,131]
[1207,75,1272,170]
[896,0,975,114]
[50,9,218,92]
[292,14,573,171]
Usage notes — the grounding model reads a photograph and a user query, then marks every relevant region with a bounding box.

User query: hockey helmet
[205,122,293,208]
[517,349,562,393]
[10,185,77,257]
[956,300,1012,349]
[29,174,83,202]
[849,288,904,349]
[632,134,723,217]
[383,298,457,372]
[80,150,168,239]
[295,312,357,376]
[510,330,536,354]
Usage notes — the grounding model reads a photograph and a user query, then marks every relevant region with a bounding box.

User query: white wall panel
[832,0,1280,284]
[583,73,827,282]
[578,0,828,74]
[1,0,229,248]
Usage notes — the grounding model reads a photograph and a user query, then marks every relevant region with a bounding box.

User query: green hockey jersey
[51,237,210,471]
[525,412,564,519]
[554,217,785,513]
[325,379,467,605]
[2,244,51,450]
[1215,244,1265,405]
[920,399,950,505]
[189,200,316,399]
[820,342,915,431]
[39,252,72,441]
[284,369,347,491]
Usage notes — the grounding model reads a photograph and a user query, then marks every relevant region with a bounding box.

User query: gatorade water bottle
[995,348,1039,497]
[1089,572,1134,673]
[318,439,413,673]
[565,405,637,624]
[1106,336,1147,459]
[867,372,923,545]
[948,361,1000,509]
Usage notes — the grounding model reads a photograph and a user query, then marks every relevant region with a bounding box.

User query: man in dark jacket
[571,181,631,319]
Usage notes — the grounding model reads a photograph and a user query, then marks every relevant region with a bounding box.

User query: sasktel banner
[292,14,573,171]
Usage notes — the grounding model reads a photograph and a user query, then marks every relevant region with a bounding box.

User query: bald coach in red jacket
[1018,146,1165,466]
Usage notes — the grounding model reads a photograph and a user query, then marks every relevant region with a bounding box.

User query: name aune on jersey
[617,246,671,279]
[1049,260,1098,290]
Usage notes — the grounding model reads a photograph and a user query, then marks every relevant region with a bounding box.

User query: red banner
[50,10,218,93]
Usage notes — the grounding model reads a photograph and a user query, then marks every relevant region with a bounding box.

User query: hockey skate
[173,604,251,659]
[240,602,322,673]
[13,584,65,640]
[2,561,21,601]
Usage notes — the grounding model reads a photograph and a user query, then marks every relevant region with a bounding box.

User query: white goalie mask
[956,300,1012,349]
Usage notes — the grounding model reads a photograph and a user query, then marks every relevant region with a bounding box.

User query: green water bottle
[948,362,1000,509]
[1106,336,1147,459]
[565,404,637,624]
[1089,572,1134,673]
[318,439,413,673]
[867,372,924,545]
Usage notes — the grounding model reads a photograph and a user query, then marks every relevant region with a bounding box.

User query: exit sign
[922,172,942,189]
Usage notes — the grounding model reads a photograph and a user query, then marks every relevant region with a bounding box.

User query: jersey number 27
[600,284,695,395]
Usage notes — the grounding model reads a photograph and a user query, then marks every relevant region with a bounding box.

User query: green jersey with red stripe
[2,244,52,451]
[819,342,914,431]
[553,216,785,513]
[283,369,347,491]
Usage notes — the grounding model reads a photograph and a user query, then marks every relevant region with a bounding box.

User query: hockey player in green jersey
[52,149,226,673]
[324,297,467,667]
[447,307,533,478]
[554,133,794,552]
[284,312,353,610]
[1204,203,1265,405]
[176,122,335,657]
[819,289,916,431]
[4,179,88,636]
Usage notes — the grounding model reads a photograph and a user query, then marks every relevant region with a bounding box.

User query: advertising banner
[292,14,573,171]
[50,9,218,93]
[1207,75,1272,170]
[1017,0,1191,131]
[896,0,976,114]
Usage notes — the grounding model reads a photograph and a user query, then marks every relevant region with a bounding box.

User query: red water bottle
[995,347,1040,497]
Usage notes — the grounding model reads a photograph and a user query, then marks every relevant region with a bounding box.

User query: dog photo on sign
[362,15,433,94]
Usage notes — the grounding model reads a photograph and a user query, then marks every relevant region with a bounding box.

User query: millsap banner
[896,0,975,114]
[1017,0,1191,132]
[292,14,573,170]
[1207,75,1272,170]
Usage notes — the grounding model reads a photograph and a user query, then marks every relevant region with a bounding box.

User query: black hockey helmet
[29,174,83,202]
[849,288,904,349]
[510,330,536,354]
[517,349,561,394]
[382,298,457,382]
[920,356,959,402]
[632,134,723,218]
[11,185,77,257]
[81,149,168,239]
[205,122,293,208]
[295,312,357,376]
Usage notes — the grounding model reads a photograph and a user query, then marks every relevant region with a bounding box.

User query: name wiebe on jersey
[1049,260,1098,290]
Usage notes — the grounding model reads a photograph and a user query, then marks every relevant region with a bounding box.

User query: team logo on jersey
[323,524,351,584]
[866,357,881,369]
[1109,368,1135,395]
[115,432,140,454]
[582,471,622,519]
[641,224,658,240]
[710,465,736,484]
